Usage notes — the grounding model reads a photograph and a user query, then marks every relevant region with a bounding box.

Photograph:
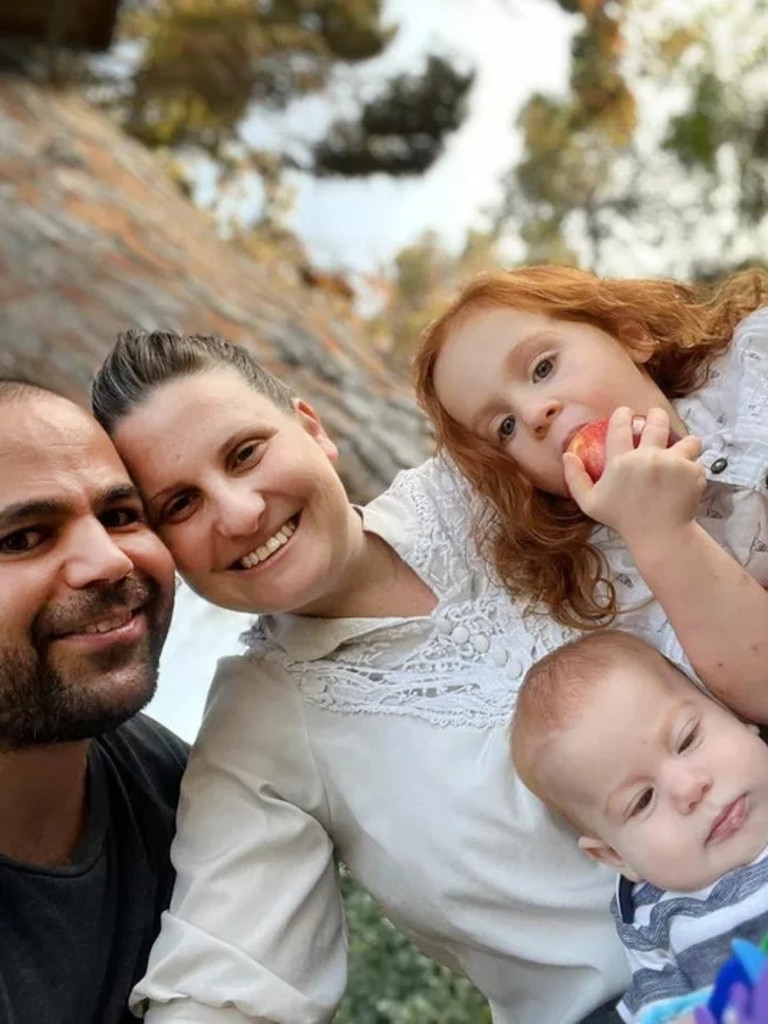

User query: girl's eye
[629,787,654,818]
[498,416,516,441]
[0,527,46,555]
[533,357,554,381]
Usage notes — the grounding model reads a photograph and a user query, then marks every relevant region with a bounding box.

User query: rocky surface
[0,74,432,501]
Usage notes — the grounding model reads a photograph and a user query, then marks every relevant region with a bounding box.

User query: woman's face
[111,367,358,614]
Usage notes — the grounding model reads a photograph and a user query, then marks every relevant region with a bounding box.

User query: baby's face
[546,657,768,891]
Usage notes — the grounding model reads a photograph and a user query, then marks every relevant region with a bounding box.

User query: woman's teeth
[239,521,296,569]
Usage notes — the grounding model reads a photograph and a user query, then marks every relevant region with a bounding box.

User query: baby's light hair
[511,631,665,826]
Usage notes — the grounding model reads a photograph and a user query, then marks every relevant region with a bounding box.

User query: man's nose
[61,519,134,589]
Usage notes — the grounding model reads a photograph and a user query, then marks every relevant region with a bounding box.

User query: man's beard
[0,575,171,749]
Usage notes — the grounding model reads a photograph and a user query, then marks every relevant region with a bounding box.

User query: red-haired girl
[416,265,768,720]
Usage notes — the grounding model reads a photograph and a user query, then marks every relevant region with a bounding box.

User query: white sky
[150,0,574,741]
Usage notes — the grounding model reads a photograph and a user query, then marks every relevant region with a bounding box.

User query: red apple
[566,416,679,482]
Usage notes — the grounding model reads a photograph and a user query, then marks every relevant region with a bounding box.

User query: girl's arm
[565,407,768,722]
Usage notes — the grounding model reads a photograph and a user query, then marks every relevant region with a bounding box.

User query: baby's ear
[577,835,642,882]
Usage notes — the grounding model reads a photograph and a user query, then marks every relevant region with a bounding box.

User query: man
[0,379,187,1023]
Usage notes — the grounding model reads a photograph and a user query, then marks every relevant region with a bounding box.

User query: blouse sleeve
[132,655,346,1024]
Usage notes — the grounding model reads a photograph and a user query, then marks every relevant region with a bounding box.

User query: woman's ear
[293,398,339,462]
[577,835,642,882]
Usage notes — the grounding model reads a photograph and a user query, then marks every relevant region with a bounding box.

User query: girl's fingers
[603,406,634,462]
[670,434,703,462]
[562,452,593,505]
[636,406,671,449]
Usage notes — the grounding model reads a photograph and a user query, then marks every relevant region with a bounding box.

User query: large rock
[0,74,432,501]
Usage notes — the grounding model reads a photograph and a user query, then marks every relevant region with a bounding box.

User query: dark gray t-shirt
[0,714,187,1023]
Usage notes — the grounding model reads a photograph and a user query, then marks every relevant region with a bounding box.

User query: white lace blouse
[134,309,768,1024]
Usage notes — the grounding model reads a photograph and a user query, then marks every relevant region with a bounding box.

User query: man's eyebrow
[0,499,68,531]
[0,485,143,530]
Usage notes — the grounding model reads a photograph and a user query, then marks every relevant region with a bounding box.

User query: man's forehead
[0,395,132,491]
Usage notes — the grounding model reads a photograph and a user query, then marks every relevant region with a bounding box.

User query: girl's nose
[523,397,562,436]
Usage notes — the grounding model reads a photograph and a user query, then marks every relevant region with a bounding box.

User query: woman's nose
[211,485,267,538]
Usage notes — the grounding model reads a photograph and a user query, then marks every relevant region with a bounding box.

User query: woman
[91,329,643,1024]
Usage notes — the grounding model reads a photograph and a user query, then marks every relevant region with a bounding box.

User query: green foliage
[313,56,474,176]
[498,0,768,277]
[70,0,474,235]
[337,869,491,1024]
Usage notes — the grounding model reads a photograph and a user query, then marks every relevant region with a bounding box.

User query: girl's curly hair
[414,264,768,629]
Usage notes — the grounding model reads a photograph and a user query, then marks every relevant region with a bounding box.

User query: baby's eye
[0,527,47,555]
[533,357,554,381]
[629,787,654,818]
[678,724,699,753]
[498,416,516,441]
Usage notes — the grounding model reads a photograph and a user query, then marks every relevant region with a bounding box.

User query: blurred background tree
[378,0,768,373]
[84,0,473,248]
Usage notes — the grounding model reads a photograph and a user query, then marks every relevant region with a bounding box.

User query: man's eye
[0,528,46,554]
[101,507,143,530]
[498,416,516,440]
[629,788,654,818]
[533,357,554,380]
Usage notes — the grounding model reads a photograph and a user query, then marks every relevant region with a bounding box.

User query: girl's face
[432,306,686,496]
[111,368,359,615]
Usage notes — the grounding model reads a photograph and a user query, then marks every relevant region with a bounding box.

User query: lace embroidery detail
[242,457,574,728]
[246,592,554,728]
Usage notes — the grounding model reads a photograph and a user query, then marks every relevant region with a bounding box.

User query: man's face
[0,395,175,749]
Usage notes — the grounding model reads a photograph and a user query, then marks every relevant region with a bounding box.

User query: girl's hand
[563,406,705,551]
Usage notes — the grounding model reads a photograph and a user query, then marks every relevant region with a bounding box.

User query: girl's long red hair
[414,264,768,628]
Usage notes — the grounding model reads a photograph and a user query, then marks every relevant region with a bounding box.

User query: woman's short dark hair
[91,329,296,433]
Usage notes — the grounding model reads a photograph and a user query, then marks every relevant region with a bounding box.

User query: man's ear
[293,398,339,462]
[577,835,642,882]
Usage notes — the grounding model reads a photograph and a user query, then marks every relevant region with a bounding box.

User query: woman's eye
[160,493,195,524]
[533,357,554,381]
[629,788,653,818]
[0,528,46,554]
[232,442,263,468]
[498,416,516,441]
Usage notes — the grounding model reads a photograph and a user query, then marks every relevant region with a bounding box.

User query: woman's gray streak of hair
[91,329,297,433]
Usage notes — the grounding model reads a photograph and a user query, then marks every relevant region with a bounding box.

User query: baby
[511,631,768,1023]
